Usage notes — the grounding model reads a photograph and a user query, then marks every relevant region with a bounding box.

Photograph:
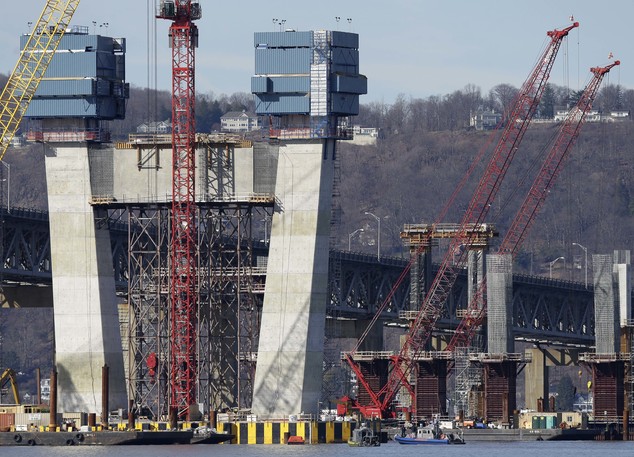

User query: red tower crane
[157,0,202,419]
[345,21,578,417]
[446,59,620,352]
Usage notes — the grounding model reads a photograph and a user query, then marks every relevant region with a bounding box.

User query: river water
[3,440,634,457]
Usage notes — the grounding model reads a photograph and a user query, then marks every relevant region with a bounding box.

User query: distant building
[609,110,630,120]
[220,110,261,133]
[136,120,172,134]
[350,126,379,145]
[470,110,502,131]
[554,105,629,122]
[40,378,50,403]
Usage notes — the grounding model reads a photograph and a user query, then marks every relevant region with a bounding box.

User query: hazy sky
[3,1,633,103]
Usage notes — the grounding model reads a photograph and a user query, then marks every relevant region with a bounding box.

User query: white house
[220,111,261,133]
[136,120,172,134]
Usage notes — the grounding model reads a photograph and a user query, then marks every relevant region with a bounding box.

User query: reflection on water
[5,438,634,457]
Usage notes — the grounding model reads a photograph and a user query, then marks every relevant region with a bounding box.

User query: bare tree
[490,83,519,120]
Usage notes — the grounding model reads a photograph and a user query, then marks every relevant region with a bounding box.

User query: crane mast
[346,22,578,417]
[447,59,620,351]
[157,0,201,419]
[0,0,80,160]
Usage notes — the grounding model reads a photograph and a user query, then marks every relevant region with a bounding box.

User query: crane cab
[158,1,202,20]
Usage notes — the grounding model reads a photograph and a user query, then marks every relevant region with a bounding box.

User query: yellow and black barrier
[221,420,355,444]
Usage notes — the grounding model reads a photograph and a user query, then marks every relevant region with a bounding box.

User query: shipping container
[14,412,45,428]
[0,413,15,431]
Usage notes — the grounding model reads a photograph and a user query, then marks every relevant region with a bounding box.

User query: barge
[0,430,234,446]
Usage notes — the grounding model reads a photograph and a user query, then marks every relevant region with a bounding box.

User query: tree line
[355,82,633,134]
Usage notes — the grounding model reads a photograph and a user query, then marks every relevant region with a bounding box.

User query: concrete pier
[45,145,127,413]
[252,139,335,418]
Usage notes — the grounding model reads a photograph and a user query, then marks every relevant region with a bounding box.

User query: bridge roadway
[0,207,599,346]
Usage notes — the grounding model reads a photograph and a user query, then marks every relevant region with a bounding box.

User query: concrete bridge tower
[250,30,366,418]
[23,28,129,414]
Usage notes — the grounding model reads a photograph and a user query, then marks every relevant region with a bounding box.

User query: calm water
[2,441,634,457]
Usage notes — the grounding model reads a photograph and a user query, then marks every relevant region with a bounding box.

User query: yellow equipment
[0,368,19,404]
[0,0,81,160]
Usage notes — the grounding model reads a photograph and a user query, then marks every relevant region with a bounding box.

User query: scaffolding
[125,201,270,419]
[122,136,273,418]
[198,203,268,411]
[127,206,170,419]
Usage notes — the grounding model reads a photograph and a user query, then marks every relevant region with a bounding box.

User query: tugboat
[348,424,380,447]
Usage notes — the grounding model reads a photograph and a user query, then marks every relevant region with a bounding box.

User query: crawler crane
[345,21,579,418]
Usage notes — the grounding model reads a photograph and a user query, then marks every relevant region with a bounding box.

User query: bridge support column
[481,254,517,422]
[252,140,335,418]
[467,250,485,317]
[45,145,126,414]
[524,348,548,411]
[409,244,432,310]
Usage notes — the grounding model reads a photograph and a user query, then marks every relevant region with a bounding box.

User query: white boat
[394,422,465,445]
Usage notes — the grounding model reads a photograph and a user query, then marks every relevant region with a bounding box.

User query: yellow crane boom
[0,368,19,404]
[0,0,81,160]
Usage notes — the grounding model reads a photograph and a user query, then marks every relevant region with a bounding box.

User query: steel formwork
[415,360,447,420]
[591,361,625,419]
[482,361,517,423]
[356,360,390,410]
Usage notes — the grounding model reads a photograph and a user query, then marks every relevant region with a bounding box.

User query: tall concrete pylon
[250,29,367,417]
[23,29,130,414]
[45,145,127,413]
[252,139,336,417]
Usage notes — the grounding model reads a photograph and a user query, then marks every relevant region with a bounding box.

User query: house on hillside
[608,110,630,121]
[220,110,261,133]
[554,106,601,122]
[136,120,172,134]
[350,126,379,145]
[470,109,502,131]
[553,106,630,122]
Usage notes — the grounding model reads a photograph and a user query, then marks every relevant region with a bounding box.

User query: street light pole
[348,228,364,251]
[549,256,565,279]
[572,242,588,289]
[365,211,380,262]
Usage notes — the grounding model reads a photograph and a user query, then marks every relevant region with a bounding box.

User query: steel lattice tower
[157,0,201,418]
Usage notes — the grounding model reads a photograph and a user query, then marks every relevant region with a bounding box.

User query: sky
[2,0,633,103]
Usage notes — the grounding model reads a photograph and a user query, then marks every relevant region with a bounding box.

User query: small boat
[347,425,380,447]
[394,422,465,445]
[287,435,305,445]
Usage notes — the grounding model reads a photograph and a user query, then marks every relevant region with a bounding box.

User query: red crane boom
[446,59,620,351]
[346,22,578,417]
[157,0,201,419]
